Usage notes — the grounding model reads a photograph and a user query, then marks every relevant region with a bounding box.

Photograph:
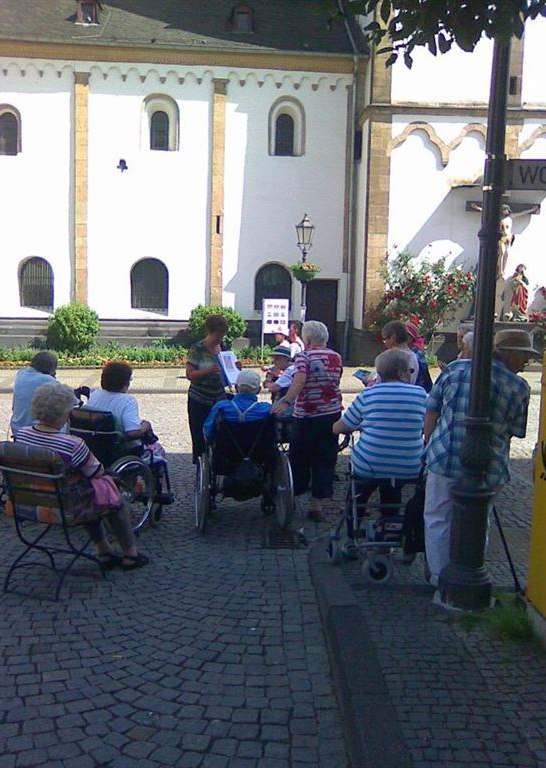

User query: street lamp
[295,213,315,321]
[439,39,511,611]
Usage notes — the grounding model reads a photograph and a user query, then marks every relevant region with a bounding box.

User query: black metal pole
[300,246,308,322]
[438,38,511,610]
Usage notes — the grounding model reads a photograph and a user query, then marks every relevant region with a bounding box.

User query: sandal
[98,553,123,570]
[120,553,150,571]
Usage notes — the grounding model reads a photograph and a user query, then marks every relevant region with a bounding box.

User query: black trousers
[289,412,341,499]
[347,479,404,539]
[188,397,214,464]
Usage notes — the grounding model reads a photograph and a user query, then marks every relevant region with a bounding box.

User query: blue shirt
[10,367,56,436]
[341,382,427,479]
[425,357,529,487]
[203,393,271,442]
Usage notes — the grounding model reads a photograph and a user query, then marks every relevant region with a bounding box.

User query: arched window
[19,258,54,310]
[131,259,169,312]
[269,98,305,157]
[142,95,179,151]
[254,263,292,310]
[231,4,254,33]
[150,111,169,151]
[275,114,295,156]
[0,106,21,156]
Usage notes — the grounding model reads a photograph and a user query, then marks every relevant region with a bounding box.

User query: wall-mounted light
[117,158,128,172]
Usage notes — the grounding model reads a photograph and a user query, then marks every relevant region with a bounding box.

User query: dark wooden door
[306,280,339,349]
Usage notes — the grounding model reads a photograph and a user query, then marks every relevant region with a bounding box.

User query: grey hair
[375,348,411,382]
[302,320,329,347]
[458,321,473,334]
[462,331,474,355]
[31,383,77,424]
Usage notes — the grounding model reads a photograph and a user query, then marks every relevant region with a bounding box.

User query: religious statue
[469,201,540,318]
[506,263,529,321]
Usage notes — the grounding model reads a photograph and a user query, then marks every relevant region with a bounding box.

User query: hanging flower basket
[290,262,321,282]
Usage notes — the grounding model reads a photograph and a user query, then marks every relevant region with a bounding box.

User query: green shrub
[188,305,247,347]
[236,345,275,364]
[47,304,100,353]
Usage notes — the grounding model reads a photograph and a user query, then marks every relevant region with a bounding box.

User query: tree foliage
[343,0,546,66]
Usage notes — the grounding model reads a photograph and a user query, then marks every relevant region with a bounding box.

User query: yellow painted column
[528,353,546,616]
[74,71,89,304]
[209,78,228,306]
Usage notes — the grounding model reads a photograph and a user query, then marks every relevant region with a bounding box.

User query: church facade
[1,1,545,353]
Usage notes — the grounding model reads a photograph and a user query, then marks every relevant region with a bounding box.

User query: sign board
[506,159,546,190]
[261,299,289,336]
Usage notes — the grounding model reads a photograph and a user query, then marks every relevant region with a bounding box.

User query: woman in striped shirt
[333,349,426,544]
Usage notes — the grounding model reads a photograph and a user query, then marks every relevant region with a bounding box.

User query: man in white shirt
[10,351,59,436]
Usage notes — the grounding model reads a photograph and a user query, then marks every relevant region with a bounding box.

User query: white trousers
[424,472,455,584]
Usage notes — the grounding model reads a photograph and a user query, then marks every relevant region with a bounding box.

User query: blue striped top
[341,382,426,479]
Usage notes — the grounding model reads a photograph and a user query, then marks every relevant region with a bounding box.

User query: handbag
[90,474,123,509]
[402,471,426,554]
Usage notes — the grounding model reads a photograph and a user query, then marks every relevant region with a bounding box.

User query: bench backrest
[0,441,73,525]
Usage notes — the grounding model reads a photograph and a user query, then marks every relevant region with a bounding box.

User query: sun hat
[270,346,291,359]
[493,329,540,357]
[236,369,261,393]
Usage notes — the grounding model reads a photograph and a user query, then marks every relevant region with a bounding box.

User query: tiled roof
[0,1,367,56]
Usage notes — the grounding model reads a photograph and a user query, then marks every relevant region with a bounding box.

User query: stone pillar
[362,48,392,321]
[73,71,89,304]
[209,78,228,306]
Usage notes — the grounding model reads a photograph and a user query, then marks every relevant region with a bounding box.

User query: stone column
[209,78,228,306]
[73,71,89,304]
[362,49,392,320]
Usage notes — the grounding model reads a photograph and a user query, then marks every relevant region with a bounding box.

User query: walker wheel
[327,538,342,565]
[362,554,393,584]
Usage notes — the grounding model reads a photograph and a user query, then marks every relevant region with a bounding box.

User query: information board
[261,299,290,336]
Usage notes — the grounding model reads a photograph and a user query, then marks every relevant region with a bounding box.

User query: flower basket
[291,262,321,282]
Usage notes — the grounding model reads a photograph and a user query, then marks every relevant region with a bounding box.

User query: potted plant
[291,262,321,282]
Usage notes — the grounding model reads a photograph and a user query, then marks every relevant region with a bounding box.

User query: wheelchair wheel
[194,455,210,534]
[274,452,294,530]
[110,456,154,533]
[361,554,394,585]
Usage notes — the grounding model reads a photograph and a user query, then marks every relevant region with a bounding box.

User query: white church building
[1,1,546,356]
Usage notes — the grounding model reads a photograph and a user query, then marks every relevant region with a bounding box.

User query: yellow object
[528,353,546,616]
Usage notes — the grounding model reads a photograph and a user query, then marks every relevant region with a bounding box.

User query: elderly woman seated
[333,348,427,554]
[15,382,149,570]
[87,361,170,499]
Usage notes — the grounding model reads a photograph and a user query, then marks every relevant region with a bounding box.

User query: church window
[0,107,21,156]
[143,96,179,151]
[275,114,295,156]
[269,98,305,157]
[254,263,292,310]
[131,259,169,312]
[150,111,169,151]
[231,5,254,33]
[19,258,54,311]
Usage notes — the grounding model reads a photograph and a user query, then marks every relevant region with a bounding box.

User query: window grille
[19,258,54,310]
[0,112,19,156]
[274,114,295,157]
[131,259,169,312]
[150,111,169,151]
[255,264,292,310]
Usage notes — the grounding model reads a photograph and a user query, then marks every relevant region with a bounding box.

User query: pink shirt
[293,348,342,418]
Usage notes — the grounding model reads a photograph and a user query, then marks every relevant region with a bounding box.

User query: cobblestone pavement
[0,394,348,768]
[334,387,546,768]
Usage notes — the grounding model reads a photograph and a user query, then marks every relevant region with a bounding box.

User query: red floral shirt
[293,348,342,418]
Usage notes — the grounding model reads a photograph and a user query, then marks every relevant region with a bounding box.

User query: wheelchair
[69,407,173,532]
[194,415,294,533]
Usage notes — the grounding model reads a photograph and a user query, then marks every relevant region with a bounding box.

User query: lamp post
[438,38,511,611]
[295,213,315,322]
